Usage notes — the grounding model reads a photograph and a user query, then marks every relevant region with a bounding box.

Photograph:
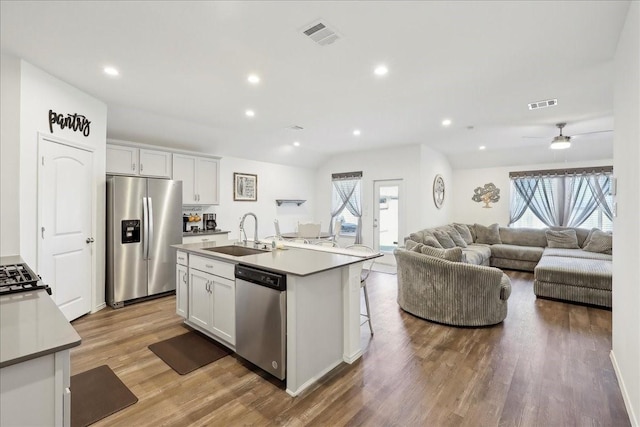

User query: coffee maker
[203,213,217,231]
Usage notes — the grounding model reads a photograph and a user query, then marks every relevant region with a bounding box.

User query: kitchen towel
[71,364,138,427]
[148,331,231,375]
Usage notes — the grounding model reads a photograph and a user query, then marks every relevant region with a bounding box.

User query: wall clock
[433,174,445,209]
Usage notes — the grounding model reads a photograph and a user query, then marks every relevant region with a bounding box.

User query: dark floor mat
[148,331,231,375]
[71,365,138,427]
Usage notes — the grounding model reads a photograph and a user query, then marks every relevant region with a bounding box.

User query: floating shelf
[276,199,306,206]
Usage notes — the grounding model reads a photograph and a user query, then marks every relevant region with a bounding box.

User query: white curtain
[510,172,613,228]
[330,174,363,244]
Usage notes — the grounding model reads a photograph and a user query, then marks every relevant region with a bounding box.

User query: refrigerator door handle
[142,197,149,260]
[148,197,154,259]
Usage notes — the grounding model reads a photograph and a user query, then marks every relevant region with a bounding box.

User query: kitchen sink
[201,245,268,257]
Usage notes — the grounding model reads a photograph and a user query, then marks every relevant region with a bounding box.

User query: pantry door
[38,135,94,321]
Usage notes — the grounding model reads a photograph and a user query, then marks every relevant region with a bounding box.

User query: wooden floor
[71,271,630,426]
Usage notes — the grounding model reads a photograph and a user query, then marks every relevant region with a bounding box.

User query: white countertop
[172,240,380,276]
[0,255,81,368]
[182,229,230,237]
[0,290,81,368]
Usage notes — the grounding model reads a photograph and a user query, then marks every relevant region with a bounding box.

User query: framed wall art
[433,174,445,209]
[234,172,257,201]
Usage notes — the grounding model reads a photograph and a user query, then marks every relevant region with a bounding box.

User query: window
[330,171,363,241]
[509,167,613,231]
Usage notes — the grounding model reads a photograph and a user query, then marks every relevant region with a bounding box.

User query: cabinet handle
[194,194,197,201]
[182,271,188,284]
[205,264,213,269]
[132,163,135,171]
[140,163,144,172]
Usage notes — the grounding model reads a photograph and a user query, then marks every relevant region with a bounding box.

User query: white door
[38,136,93,321]
[373,180,404,267]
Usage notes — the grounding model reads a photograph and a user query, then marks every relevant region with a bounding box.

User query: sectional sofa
[396,223,613,325]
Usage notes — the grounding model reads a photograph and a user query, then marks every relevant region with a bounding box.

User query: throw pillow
[410,242,425,253]
[474,223,502,245]
[582,228,598,248]
[582,229,612,254]
[404,239,419,251]
[423,236,444,248]
[453,223,474,244]
[446,226,468,248]
[545,229,580,249]
[433,230,457,249]
[420,245,464,262]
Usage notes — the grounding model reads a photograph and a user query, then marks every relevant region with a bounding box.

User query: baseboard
[610,350,639,427]
[286,359,343,397]
[91,302,106,313]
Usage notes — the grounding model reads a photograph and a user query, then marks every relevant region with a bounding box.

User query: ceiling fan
[524,122,613,150]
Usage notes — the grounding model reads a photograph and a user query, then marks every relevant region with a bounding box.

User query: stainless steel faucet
[239,212,258,246]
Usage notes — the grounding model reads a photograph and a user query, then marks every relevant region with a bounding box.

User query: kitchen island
[172,241,379,396]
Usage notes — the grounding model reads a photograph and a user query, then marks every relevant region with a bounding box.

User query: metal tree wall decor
[472,183,500,208]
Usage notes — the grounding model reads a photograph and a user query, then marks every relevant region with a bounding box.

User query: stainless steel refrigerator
[106,175,182,308]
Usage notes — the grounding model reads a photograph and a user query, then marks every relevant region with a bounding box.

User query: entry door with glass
[373,180,403,266]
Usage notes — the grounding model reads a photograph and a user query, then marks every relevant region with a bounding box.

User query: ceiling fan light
[550,135,571,150]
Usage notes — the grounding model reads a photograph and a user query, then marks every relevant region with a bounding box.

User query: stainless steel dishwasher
[235,264,286,380]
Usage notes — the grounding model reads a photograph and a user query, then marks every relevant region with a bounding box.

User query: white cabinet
[106,144,172,178]
[106,145,138,175]
[188,268,214,330]
[184,254,235,345]
[139,149,172,177]
[1,351,71,427]
[176,263,188,319]
[211,276,236,344]
[173,154,219,205]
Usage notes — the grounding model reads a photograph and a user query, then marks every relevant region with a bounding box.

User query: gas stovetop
[0,263,52,296]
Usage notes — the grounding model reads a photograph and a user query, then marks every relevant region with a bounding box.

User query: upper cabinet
[173,154,219,205]
[106,144,172,178]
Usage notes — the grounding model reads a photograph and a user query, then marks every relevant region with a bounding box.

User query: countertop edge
[0,339,81,369]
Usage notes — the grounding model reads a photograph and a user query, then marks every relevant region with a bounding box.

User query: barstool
[346,244,375,335]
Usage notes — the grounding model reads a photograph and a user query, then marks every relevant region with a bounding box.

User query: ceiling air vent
[528,98,558,110]
[302,21,340,46]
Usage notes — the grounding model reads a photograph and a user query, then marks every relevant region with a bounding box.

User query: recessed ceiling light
[442,119,452,127]
[103,66,119,77]
[374,65,388,76]
[479,146,486,150]
[245,110,255,117]
[247,74,260,84]
[293,141,300,147]
[353,129,361,136]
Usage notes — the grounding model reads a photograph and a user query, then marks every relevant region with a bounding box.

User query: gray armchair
[394,248,511,326]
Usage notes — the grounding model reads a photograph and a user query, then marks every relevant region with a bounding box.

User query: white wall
[452,159,613,226]
[612,2,640,426]
[314,144,453,247]
[0,54,21,256]
[207,156,316,241]
[18,61,107,311]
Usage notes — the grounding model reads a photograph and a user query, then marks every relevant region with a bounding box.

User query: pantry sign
[48,109,91,137]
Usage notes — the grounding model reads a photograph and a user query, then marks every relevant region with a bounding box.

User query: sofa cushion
[534,256,612,291]
[446,227,468,248]
[423,235,443,248]
[453,223,474,245]
[419,245,464,262]
[582,229,612,254]
[462,244,492,266]
[550,226,591,247]
[475,223,502,244]
[499,227,547,247]
[542,247,613,261]
[545,229,580,249]
[433,230,457,249]
[405,239,421,251]
[490,244,544,263]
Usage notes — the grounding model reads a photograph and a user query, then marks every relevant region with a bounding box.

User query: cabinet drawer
[177,251,188,266]
[190,255,235,279]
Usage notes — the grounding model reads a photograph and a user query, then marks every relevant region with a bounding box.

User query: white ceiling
[0,1,629,169]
